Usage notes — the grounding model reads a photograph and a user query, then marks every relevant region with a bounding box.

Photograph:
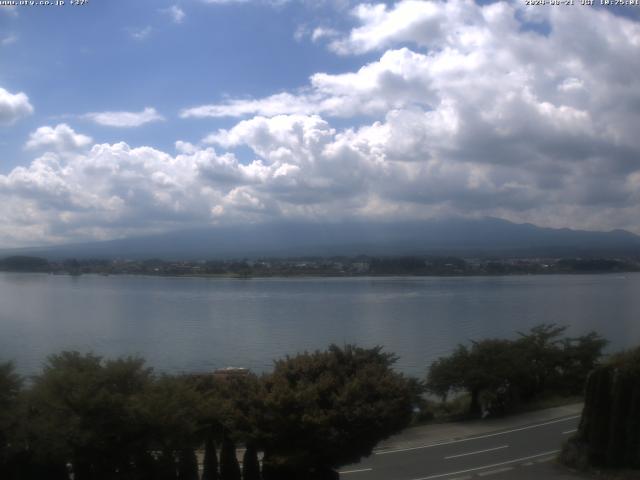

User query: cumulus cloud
[329,0,453,55]
[3,0,640,245]
[25,124,92,154]
[84,107,164,128]
[175,141,198,154]
[0,87,34,126]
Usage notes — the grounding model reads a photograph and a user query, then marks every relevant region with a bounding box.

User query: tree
[0,362,23,478]
[242,443,261,480]
[426,345,469,402]
[427,340,522,416]
[135,374,204,479]
[259,345,414,479]
[0,256,49,272]
[220,435,241,480]
[156,450,177,480]
[427,325,607,417]
[27,352,153,479]
[559,332,608,395]
[515,324,567,398]
[177,448,199,480]
[202,435,219,480]
[562,347,640,470]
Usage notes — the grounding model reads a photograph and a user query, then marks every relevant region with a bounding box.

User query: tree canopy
[426,324,608,417]
[0,344,418,479]
[259,344,415,477]
[562,346,640,470]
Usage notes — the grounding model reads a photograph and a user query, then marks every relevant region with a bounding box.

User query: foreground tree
[201,434,219,480]
[242,443,261,480]
[135,374,204,479]
[427,340,522,416]
[562,347,640,470]
[220,435,241,480]
[27,352,153,479]
[259,345,414,479]
[177,448,199,480]
[0,362,23,478]
[558,332,609,395]
[427,325,608,417]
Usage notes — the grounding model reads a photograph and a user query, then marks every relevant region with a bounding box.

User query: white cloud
[164,5,186,23]
[25,124,92,154]
[0,87,34,126]
[84,107,164,128]
[182,92,319,118]
[3,100,640,246]
[175,141,198,154]
[3,1,640,245]
[329,0,452,55]
[311,27,339,42]
[130,26,152,40]
[179,1,640,233]
[1,34,17,46]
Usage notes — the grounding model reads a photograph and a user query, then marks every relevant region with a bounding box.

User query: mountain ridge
[3,217,640,260]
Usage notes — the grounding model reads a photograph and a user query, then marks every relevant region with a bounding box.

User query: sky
[1,0,640,247]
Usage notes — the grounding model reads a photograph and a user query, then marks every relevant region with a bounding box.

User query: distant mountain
[3,217,640,260]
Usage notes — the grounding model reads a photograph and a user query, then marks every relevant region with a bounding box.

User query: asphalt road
[339,414,581,480]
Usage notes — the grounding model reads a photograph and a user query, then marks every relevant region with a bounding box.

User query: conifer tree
[242,443,260,480]
[220,435,241,480]
[202,435,219,480]
[156,450,177,480]
[177,448,199,480]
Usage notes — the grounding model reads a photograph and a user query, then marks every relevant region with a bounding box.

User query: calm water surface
[1,273,639,377]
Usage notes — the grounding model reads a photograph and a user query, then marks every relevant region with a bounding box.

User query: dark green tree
[0,362,21,473]
[515,324,567,398]
[156,450,178,480]
[242,443,261,480]
[426,345,469,402]
[427,340,522,416]
[27,352,153,479]
[559,331,608,395]
[562,347,640,470]
[177,448,199,480]
[220,435,241,480]
[427,325,607,417]
[135,374,203,451]
[259,344,414,479]
[202,434,219,480]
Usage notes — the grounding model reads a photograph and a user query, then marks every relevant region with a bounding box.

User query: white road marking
[376,416,579,455]
[338,468,373,474]
[408,450,560,480]
[444,445,509,460]
[562,429,577,435]
[477,466,514,476]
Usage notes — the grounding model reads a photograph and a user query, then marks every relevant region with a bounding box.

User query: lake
[1,272,639,378]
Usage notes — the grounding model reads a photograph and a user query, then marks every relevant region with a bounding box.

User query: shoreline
[2,269,636,279]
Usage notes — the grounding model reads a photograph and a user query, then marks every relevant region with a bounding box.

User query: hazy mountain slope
[3,217,640,260]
